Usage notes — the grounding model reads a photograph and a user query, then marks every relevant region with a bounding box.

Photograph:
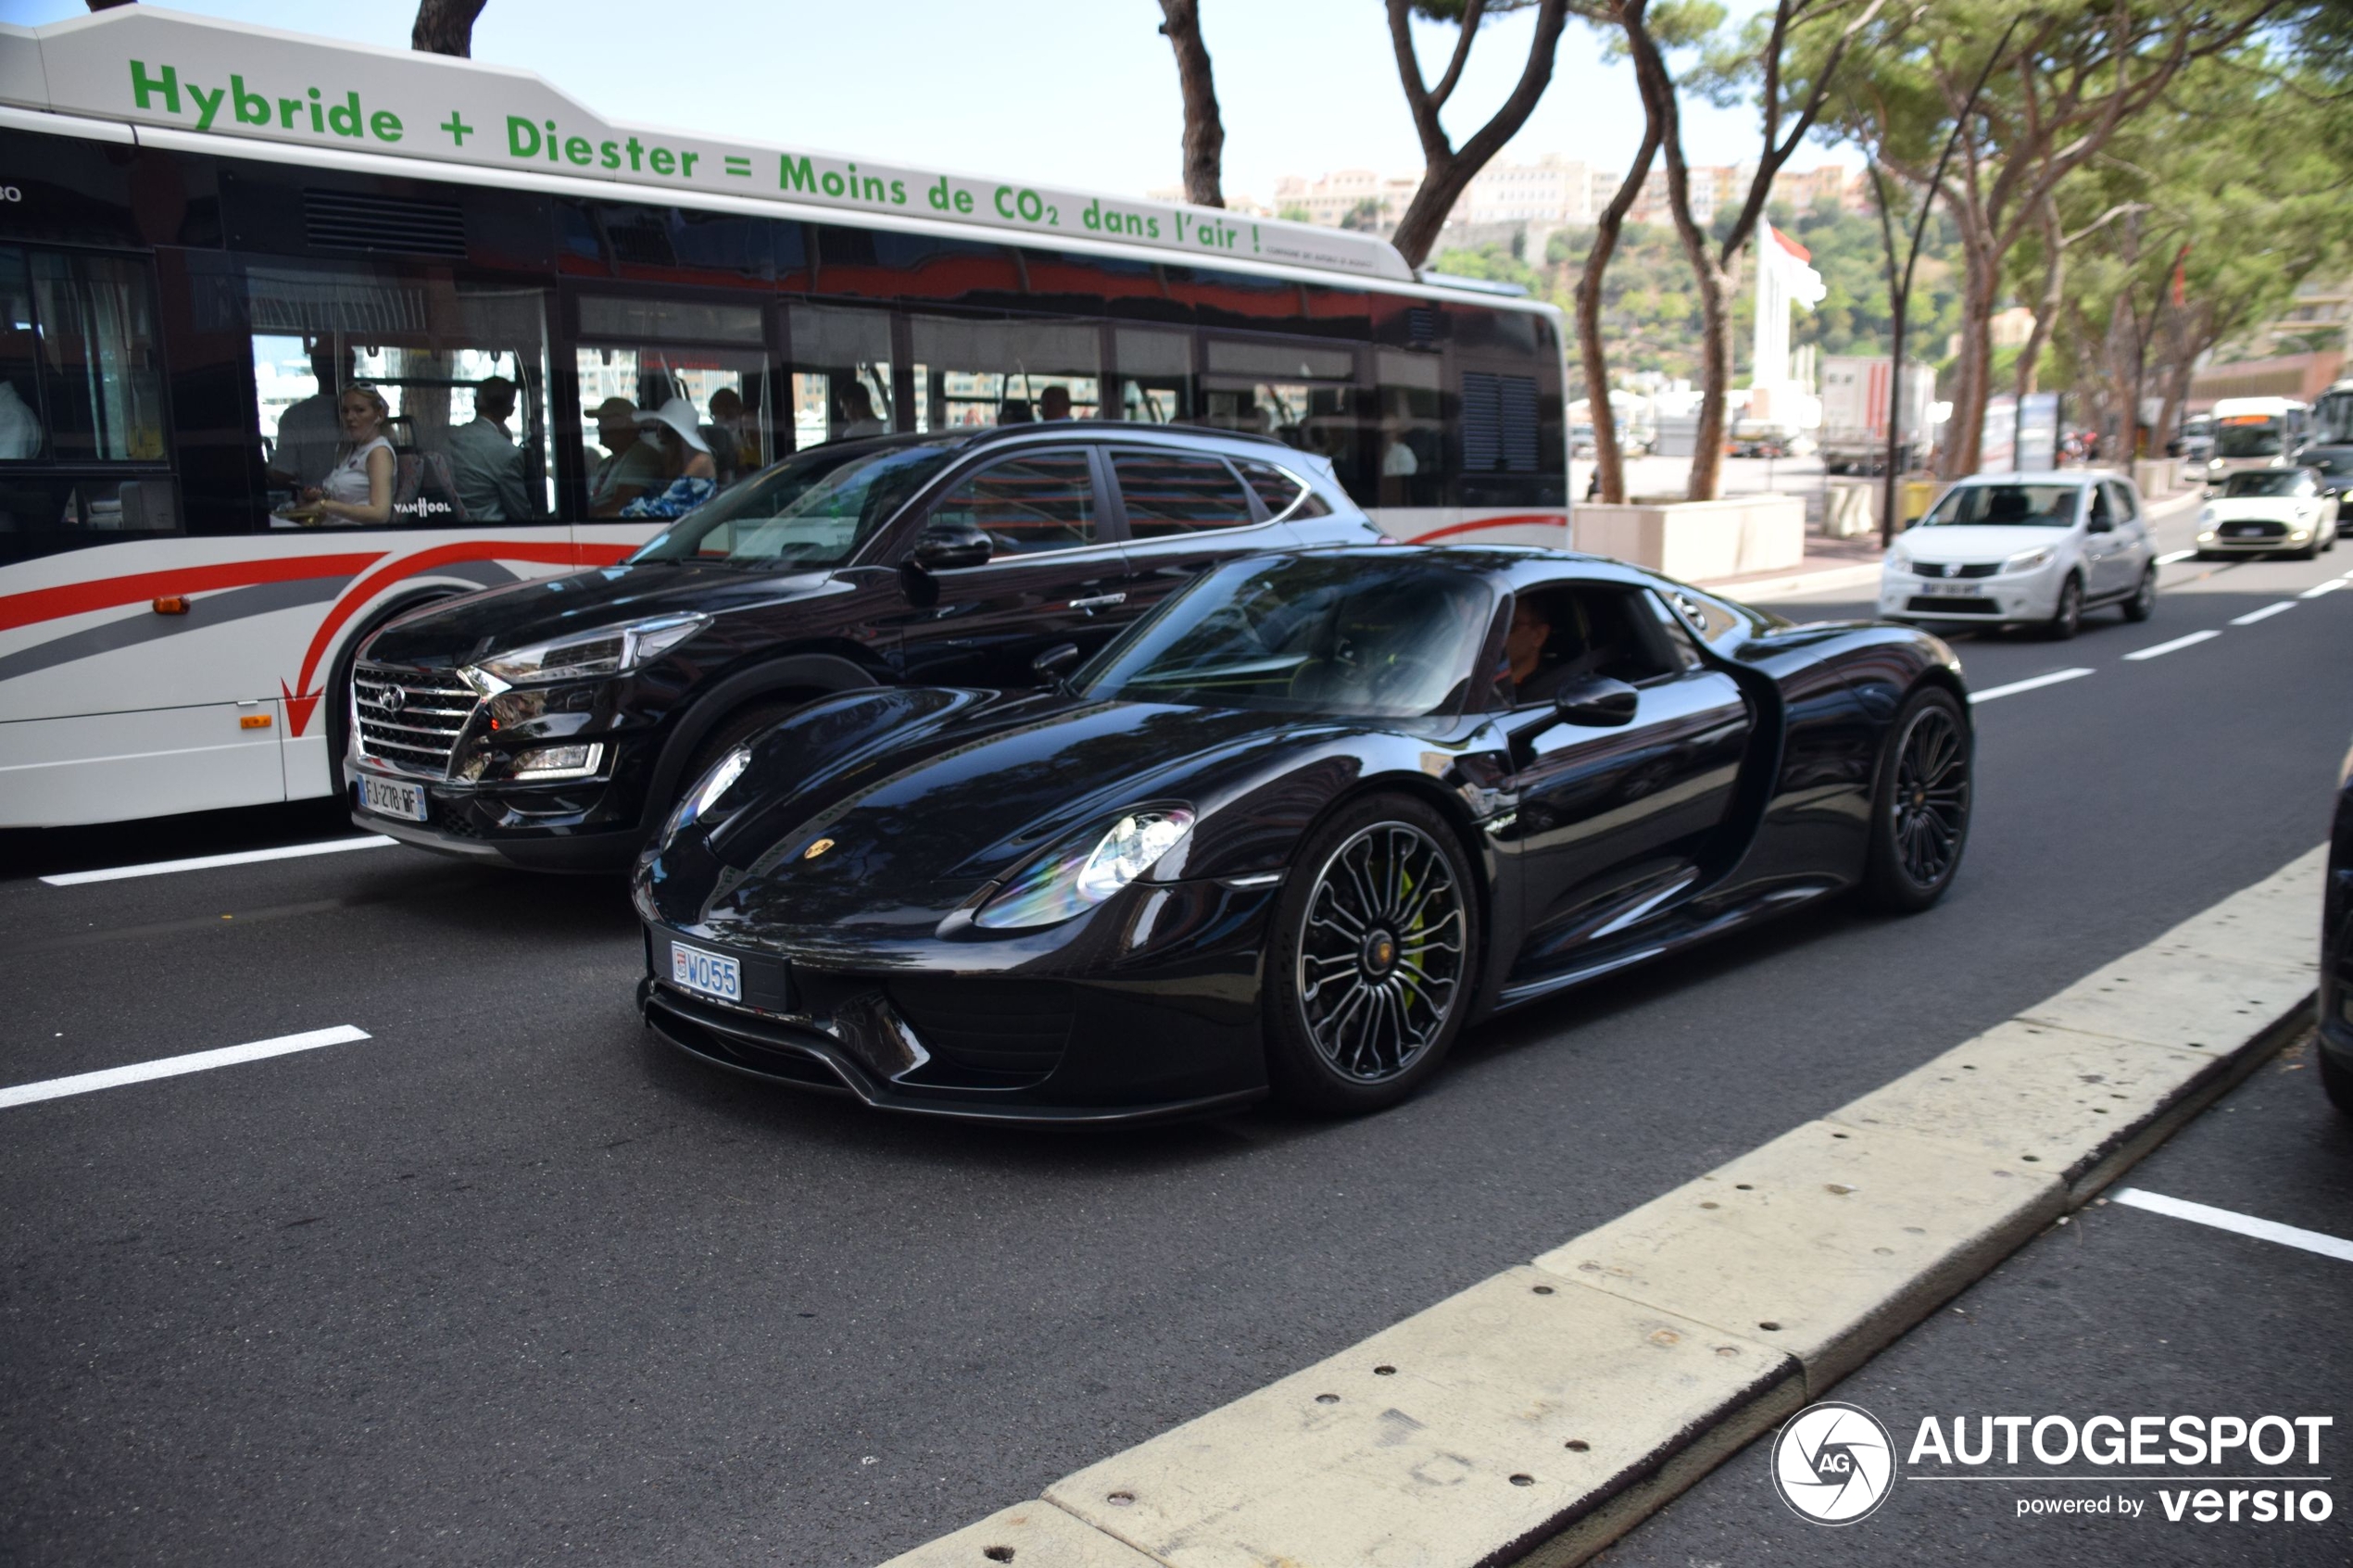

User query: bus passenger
[703,386,758,484]
[619,397,719,519]
[587,396,663,516]
[1039,385,1074,421]
[837,383,887,439]
[270,343,351,491]
[447,375,532,521]
[302,383,395,527]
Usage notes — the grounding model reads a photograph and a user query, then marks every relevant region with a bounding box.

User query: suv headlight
[469,612,709,685]
[2002,546,2055,573]
[974,808,1194,930]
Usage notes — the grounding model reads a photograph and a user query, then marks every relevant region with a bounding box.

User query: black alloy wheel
[1863,687,1972,913]
[2045,574,2082,640]
[1265,794,1479,1114]
[2122,563,2158,622]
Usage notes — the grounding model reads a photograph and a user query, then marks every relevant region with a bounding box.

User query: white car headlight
[1886,544,1911,572]
[975,808,1195,929]
[2002,546,2055,574]
[2198,506,2216,524]
[470,612,710,686]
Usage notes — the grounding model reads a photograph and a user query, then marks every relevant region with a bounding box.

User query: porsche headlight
[2002,546,2055,574]
[974,808,1194,930]
[662,745,751,841]
[469,612,709,686]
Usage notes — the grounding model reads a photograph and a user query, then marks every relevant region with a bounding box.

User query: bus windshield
[628,441,954,568]
[2315,392,2353,445]
[2214,420,2285,458]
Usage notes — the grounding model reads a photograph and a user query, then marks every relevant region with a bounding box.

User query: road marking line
[1969,667,2095,703]
[2299,578,2345,599]
[40,836,395,887]
[2109,1187,2353,1264]
[2230,602,2297,625]
[2155,548,2198,565]
[0,1025,371,1110]
[2122,629,2222,660]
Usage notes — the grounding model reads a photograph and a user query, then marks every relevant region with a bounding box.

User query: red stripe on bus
[286,539,640,731]
[0,554,387,633]
[1403,514,1571,544]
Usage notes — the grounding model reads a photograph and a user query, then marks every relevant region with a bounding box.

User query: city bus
[2203,395,2309,487]
[0,8,1568,829]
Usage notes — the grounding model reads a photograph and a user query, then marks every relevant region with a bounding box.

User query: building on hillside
[2263,274,2353,352]
[1450,155,1596,226]
[2187,349,2345,409]
[1145,185,1272,217]
[1268,169,1417,230]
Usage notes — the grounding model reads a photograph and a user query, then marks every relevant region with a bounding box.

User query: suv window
[929,450,1099,555]
[1112,450,1256,536]
[1234,457,1332,521]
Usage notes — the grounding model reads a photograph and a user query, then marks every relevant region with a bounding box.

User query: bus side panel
[1,697,286,828]
[1369,507,1571,549]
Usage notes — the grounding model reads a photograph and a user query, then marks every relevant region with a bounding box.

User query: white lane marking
[2230,602,2297,625]
[2155,548,2198,566]
[0,1025,372,1110]
[41,836,396,887]
[2110,1187,2353,1264]
[2122,630,2222,661]
[2299,578,2345,599]
[1969,668,2095,704]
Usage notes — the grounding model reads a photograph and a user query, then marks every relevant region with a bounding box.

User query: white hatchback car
[2196,467,2339,558]
[1880,471,2157,639]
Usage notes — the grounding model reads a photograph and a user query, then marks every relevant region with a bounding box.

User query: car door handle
[1069,593,1126,612]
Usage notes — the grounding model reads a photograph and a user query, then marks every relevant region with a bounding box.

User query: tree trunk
[1686,261,1737,501]
[1944,250,1998,478]
[1385,0,1569,268]
[1157,0,1225,208]
[1575,124,1660,506]
[2013,198,2062,414]
[411,0,487,56]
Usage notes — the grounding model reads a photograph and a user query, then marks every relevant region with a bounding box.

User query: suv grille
[353,662,479,777]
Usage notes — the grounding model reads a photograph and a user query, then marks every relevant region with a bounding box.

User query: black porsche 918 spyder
[632,546,1972,1123]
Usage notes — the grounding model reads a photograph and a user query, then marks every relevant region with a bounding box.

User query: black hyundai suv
[347,423,1383,871]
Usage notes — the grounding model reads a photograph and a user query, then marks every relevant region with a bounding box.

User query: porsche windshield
[1919,483,2082,527]
[1082,556,1495,718]
[629,441,955,568]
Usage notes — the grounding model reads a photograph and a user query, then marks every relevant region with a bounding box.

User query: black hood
[362,561,837,669]
[644,687,1370,949]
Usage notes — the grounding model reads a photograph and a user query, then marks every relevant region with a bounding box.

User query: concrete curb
[877,847,2324,1568]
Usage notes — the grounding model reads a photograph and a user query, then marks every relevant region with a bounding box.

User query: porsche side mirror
[909,520,992,572]
[1554,674,1640,727]
[1031,642,1081,684]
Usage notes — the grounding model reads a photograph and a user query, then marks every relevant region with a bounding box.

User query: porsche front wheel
[1863,687,1972,913]
[1265,796,1480,1115]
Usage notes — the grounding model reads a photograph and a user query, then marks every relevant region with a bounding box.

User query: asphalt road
[1600,1030,2353,1568]
[5,519,2350,1567]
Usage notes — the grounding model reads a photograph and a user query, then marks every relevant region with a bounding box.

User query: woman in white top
[303,384,396,526]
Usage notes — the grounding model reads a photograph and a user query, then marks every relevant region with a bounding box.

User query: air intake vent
[302,189,467,257]
[1406,307,1438,346]
[1461,371,1541,473]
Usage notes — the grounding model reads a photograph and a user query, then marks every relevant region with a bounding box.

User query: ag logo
[1770,1400,1894,1524]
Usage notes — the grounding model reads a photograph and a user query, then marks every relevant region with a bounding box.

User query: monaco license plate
[669,940,742,1004]
[358,774,428,822]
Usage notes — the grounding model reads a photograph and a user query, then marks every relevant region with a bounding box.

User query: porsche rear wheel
[1863,687,1972,913]
[1265,795,1479,1115]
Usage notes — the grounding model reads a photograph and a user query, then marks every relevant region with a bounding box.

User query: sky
[4,0,1854,203]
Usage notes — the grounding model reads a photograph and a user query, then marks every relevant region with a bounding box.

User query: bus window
[0,246,168,466]
[1114,327,1192,424]
[576,292,774,511]
[1201,336,1363,494]
[248,263,554,528]
[786,303,897,448]
[909,315,1101,431]
[1376,349,1442,508]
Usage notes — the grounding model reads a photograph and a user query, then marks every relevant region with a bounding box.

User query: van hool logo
[1772,1401,1895,1524]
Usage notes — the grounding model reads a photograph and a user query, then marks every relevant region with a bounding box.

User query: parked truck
[1818,356,1936,474]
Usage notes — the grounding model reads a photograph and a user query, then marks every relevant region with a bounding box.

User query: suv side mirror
[909,520,992,572]
[1030,642,1081,685]
[1554,673,1640,727]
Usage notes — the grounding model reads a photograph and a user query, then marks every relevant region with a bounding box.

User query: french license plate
[1921,581,1979,596]
[670,940,742,1004]
[359,774,428,822]
[2227,524,2264,537]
